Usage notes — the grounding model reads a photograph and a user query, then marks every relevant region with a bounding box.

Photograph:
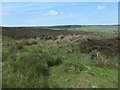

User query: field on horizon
[1,25,119,88]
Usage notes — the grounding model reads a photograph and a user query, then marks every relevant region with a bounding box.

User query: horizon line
[0,24,118,27]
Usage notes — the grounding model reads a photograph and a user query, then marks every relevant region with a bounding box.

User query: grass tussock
[47,56,62,67]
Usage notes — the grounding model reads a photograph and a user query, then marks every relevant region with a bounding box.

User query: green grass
[47,53,118,88]
[2,32,118,88]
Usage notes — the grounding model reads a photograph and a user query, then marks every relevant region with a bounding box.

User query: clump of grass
[64,62,87,73]
[47,56,62,67]
[90,50,107,68]
[14,41,24,50]
[16,43,23,50]
[23,39,38,45]
[6,43,11,46]
[2,54,50,88]
[19,54,49,76]
[31,40,38,44]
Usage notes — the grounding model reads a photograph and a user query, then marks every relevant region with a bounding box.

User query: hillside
[44,25,118,32]
[2,26,119,88]
[2,27,93,40]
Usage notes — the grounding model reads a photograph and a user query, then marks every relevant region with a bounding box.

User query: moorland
[1,25,119,88]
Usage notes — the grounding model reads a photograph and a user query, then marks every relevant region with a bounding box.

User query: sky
[0,2,118,26]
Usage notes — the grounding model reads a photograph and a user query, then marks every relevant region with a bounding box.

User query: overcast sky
[1,2,118,26]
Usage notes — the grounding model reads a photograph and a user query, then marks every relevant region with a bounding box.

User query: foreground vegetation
[2,27,118,88]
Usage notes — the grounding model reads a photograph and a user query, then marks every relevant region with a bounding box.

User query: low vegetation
[2,26,119,88]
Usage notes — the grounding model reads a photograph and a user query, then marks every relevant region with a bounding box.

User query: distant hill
[1,25,118,32]
[43,25,118,32]
[2,27,93,40]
